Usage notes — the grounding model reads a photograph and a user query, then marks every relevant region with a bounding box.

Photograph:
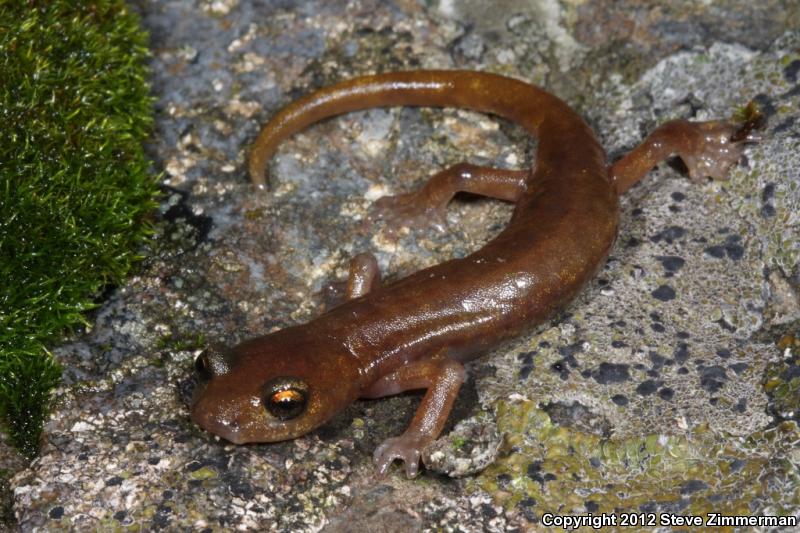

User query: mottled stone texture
[7,0,800,531]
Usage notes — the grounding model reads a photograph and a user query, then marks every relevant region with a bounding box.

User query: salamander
[190,71,760,477]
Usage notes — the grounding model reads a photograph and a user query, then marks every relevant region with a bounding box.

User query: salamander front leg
[322,252,380,307]
[361,351,465,478]
[346,252,380,300]
[368,163,528,234]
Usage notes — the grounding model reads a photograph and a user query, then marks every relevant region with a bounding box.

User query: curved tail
[248,70,588,187]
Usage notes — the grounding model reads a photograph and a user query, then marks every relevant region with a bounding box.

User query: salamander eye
[263,377,308,421]
[194,351,212,380]
[194,344,232,379]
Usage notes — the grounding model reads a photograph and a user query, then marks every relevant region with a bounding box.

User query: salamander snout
[190,392,252,444]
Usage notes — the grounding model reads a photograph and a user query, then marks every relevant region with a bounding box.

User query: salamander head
[190,331,360,443]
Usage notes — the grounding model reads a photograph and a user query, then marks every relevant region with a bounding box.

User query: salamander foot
[682,120,761,182]
[373,433,428,478]
[367,190,448,237]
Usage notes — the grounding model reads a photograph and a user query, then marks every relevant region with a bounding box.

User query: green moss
[0,0,157,457]
[475,401,799,525]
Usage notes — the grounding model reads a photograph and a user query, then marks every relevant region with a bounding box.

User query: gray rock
[9,0,800,530]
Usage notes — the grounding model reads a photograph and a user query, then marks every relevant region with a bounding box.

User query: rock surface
[7,0,800,531]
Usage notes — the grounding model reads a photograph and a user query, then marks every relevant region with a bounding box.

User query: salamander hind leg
[362,351,465,478]
[367,163,528,236]
[610,107,763,195]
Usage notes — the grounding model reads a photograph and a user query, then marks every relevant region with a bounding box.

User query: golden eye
[263,377,308,420]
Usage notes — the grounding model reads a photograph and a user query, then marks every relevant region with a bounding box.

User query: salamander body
[191,71,758,477]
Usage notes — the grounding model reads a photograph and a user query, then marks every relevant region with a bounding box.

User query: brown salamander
[190,71,760,477]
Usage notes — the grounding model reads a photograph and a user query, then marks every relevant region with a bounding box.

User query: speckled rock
[480,37,798,442]
[7,0,800,531]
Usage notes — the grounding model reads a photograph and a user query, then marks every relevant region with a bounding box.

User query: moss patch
[0,0,157,457]
[476,401,799,527]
